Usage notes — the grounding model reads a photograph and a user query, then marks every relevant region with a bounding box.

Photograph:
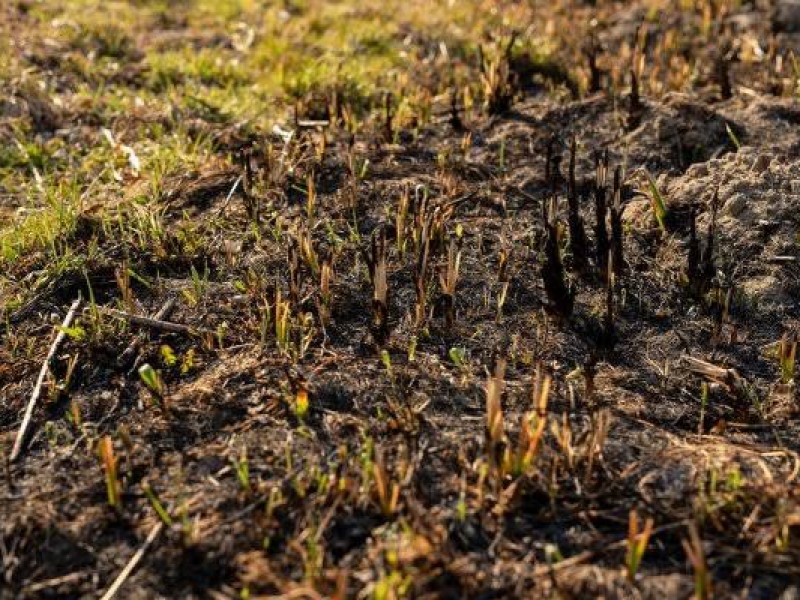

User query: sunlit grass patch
[146,48,249,91]
[0,0,558,294]
[0,179,80,266]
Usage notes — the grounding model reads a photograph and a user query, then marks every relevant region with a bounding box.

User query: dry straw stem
[510,365,551,475]
[778,335,797,383]
[542,197,574,319]
[594,150,610,281]
[439,237,461,329]
[682,355,747,395]
[625,509,654,581]
[99,522,164,600]
[395,188,410,255]
[365,228,390,344]
[610,166,624,276]
[99,435,121,508]
[486,358,507,446]
[687,205,701,292]
[288,237,301,305]
[681,523,712,600]
[533,363,552,418]
[414,212,433,327]
[10,296,82,462]
[317,256,334,326]
[566,137,588,273]
[373,453,400,516]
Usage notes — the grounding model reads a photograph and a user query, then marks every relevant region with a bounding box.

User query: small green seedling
[645,170,668,232]
[407,336,417,362]
[58,325,86,341]
[380,349,393,378]
[449,347,467,368]
[138,363,165,404]
[456,486,467,522]
[294,385,309,420]
[625,509,654,582]
[233,446,251,494]
[725,123,741,150]
[142,481,173,526]
[160,344,177,367]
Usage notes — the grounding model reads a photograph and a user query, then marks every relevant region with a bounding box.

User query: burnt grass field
[2,0,800,598]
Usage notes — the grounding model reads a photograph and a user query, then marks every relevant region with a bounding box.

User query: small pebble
[724,193,748,217]
[779,585,799,600]
[685,163,708,178]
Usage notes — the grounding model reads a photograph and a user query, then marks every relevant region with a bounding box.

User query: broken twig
[118,298,177,367]
[98,307,211,337]
[682,355,747,394]
[10,297,82,462]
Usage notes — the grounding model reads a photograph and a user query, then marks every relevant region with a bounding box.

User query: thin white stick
[216,174,243,216]
[10,297,82,462]
[100,522,164,600]
[23,570,90,594]
[224,174,243,205]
